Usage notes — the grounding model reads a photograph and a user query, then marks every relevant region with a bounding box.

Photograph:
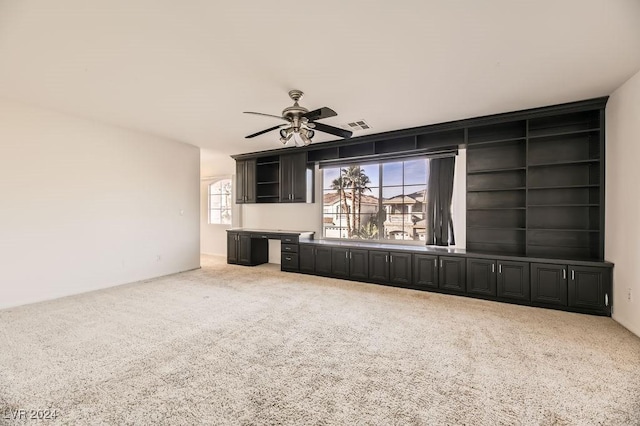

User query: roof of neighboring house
[323,192,379,206]
[383,195,418,204]
[323,217,334,224]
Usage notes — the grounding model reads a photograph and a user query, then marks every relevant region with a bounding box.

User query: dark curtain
[425,156,456,246]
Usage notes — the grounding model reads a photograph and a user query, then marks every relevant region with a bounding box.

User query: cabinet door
[389,252,412,285]
[235,159,256,203]
[497,260,530,301]
[439,256,466,293]
[315,247,332,276]
[568,266,611,314]
[331,247,350,277]
[279,154,293,202]
[349,249,369,280]
[413,254,438,288]
[279,152,307,203]
[369,251,389,282]
[244,159,256,203]
[238,234,253,265]
[531,263,567,306]
[299,245,316,273]
[467,258,496,296]
[235,161,246,204]
[227,232,238,264]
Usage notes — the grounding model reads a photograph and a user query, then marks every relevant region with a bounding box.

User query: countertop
[298,238,614,268]
[226,228,315,237]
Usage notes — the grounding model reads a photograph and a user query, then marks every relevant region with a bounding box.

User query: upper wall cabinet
[236,158,256,204]
[237,152,309,204]
[280,152,308,203]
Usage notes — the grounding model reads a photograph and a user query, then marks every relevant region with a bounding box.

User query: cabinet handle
[492,264,495,273]
[390,255,393,263]
[571,270,575,280]
[434,258,437,268]
[286,257,291,261]
[345,251,348,259]
[349,252,352,259]
[499,264,502,274]
[385,255,388,262]
[605,293,609,306]
[563,269,566,280]
[440,259,443,268]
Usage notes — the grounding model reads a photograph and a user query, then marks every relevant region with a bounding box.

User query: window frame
[321,158,431,245]
[208,177,233,226]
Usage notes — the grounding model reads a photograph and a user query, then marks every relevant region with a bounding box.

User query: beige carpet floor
[1,255,639,425]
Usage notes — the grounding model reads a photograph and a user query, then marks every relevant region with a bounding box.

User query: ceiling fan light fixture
[280,128,293,144]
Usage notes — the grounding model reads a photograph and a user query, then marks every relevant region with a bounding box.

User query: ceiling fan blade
[302,107,337,121]
[243,111,289,122]
[312,122,353,139]
[245,124,285,139]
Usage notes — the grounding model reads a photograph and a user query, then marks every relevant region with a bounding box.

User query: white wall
[605,68,640,338]
[0,100,200,310]
[200,150,236,256]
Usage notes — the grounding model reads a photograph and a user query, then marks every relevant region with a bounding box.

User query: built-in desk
[226,228,314,271]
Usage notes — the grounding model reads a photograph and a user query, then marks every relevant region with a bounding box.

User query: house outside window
[209,178,232,225]
[322,159,429,242]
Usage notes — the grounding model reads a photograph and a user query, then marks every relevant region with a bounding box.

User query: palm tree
[332,166,371,238]
[354,169,371,234]
[331,174,351,237]
[341,166,361,237]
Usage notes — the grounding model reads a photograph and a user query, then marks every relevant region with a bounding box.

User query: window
[208,179,232,225]
[322,159,430,242]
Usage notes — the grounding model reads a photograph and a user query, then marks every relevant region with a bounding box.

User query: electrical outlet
[156,255,162,262]
[627,288,632,302]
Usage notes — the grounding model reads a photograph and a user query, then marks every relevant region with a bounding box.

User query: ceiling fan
[244,89,353,146]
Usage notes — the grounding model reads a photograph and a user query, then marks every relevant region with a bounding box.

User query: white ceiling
[0,0,639,156]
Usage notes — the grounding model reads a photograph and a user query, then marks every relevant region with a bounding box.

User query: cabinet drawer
[281,243,299,253]
[281,253,299,271]
[281,236,299,244]
[251,233,271,239]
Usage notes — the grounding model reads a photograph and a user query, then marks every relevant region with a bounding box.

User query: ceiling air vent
[345,120,371,131]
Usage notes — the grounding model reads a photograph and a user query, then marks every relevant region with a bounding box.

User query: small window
[209,179,232,225]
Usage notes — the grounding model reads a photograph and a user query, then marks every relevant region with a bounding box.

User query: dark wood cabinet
[568,265,611,314]
[235,159,256,204]
[227,232,267,266]
[389,252,412,285]
[299,244,316,273]
[497,260,530,301]
[413,254,438,289]
[369,251,389,282]
[331,248,349,277]
[280,152,307,203]
[227,232,239,264]
[531,263,567,306]
[368,251,411,285]
[281,240,612,316]
[439,256,466,293]
[349,249,369,280]
[280,253,298,271]
[315,247,332,275]
[467,258,497,296]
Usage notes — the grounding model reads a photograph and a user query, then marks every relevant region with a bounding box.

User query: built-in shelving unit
[255,155,280,203]
[466,109,604,260]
